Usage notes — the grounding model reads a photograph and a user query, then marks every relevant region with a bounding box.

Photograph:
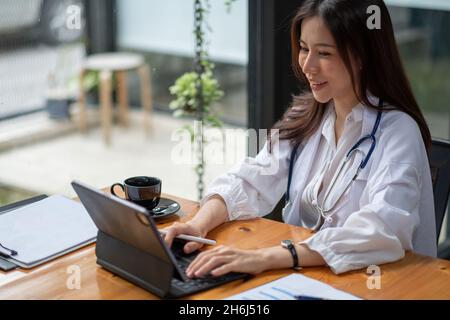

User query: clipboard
[0,194,48,271]
[0,195,97,270]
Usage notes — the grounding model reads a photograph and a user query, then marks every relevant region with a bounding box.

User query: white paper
[0,195,97,266]
[225,274,361,300]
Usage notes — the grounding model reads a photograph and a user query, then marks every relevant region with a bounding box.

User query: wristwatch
[281,240,302,270]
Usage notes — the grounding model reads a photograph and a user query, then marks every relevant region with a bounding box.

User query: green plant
[224,0,237,12]
[169,66,224,127]
[82,70,101,92]
[169,0,235,200]
[66,70,100,97]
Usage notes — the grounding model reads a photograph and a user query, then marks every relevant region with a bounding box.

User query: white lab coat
[201,97,437,274]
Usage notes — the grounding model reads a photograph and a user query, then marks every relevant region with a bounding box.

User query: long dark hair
[271,0,431,152]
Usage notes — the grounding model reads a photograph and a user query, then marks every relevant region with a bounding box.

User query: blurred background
[0,0,448,254]
[0,0,248,204]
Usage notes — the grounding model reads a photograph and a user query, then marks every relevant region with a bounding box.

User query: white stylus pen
[159,229,217,246]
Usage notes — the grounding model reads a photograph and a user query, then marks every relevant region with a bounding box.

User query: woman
[164,0,436,277]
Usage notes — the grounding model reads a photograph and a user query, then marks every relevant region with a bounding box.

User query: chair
[78,52,153,145]
[429,138,450,256]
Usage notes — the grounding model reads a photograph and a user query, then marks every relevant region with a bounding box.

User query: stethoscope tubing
[284,100,383,230]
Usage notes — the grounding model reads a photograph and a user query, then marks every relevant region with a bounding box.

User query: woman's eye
[299,46,309,52]
[319,51,331,56]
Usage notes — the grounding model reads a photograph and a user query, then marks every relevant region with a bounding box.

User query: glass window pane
[388,4,450,139]
[0,0,87,205]
[116,0,248,126]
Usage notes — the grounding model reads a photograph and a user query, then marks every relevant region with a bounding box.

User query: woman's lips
[310,81,328,91]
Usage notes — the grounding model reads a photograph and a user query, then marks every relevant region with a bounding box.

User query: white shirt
[301,102,364,230]
[200,97,437,274]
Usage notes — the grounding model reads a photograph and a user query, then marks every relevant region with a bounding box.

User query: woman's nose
[300,53,319,75]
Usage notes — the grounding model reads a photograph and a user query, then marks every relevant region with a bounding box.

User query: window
[116,0,248,126]
[387,2,450,139]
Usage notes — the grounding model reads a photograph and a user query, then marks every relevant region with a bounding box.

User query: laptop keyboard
[170,242,248,294]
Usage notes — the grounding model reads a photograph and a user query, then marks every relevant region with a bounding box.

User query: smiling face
[299,16,359,106]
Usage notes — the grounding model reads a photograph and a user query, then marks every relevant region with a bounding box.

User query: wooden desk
[1,194,449,300]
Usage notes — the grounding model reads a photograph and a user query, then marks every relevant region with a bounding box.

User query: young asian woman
[163,0,436,277]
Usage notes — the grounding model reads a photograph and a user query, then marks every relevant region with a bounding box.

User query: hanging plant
[169,63,224,127]
[169,0,236,200]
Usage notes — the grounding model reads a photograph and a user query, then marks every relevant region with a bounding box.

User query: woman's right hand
[161,221,206,254]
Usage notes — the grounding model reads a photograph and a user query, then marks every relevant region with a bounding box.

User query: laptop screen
[71,180,188,281]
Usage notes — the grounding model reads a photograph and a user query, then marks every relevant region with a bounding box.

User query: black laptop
[71,180,248,298]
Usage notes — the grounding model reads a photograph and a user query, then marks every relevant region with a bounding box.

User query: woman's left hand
[185,245,268,278]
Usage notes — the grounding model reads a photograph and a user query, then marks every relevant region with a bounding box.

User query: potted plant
[45,46,82,120]
[45,45,101,120]
[169,61,224,126]
[45,72,73,120]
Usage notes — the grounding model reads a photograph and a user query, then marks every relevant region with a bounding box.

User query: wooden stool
[78,52,153,145]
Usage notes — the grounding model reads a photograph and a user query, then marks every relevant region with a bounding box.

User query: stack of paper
[225,274,361,300]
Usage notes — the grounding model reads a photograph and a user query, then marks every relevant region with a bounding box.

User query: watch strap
[282,240,301,270]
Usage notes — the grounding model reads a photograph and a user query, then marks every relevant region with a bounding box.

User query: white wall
[117,0,248,65]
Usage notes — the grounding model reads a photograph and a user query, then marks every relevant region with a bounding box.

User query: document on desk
[225,274,361,300]
[0,195,97,268]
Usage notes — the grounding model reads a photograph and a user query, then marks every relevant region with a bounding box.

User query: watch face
[281,240,292,248]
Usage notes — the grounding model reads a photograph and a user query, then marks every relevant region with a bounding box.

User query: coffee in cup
[110,176,161,210]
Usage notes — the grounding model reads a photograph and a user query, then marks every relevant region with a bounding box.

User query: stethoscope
[282,100,383,231]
